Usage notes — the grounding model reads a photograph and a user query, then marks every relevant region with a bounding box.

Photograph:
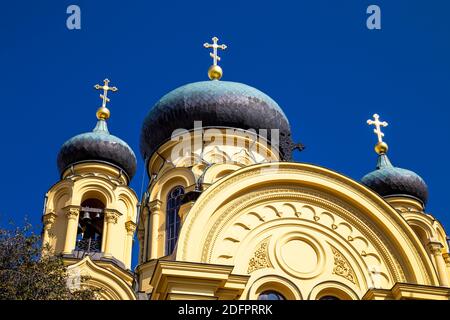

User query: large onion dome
[140,80,295,161]
[57,119,137,180]
[361,152,428,205]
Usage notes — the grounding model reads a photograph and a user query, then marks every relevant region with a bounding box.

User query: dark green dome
[57,120,137,180]
[140,80,295,160]
[361,154,428,205]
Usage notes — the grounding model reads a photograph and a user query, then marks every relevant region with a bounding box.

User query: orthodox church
[42,37,450,300]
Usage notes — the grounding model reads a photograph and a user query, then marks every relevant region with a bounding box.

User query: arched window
[319,295,340,300]
[76,198,105,253]
[257,291,285,300]
[165,186,184,255]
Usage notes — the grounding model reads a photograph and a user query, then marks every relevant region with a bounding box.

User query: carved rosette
[331,246,356,284]
[247,238,272,274]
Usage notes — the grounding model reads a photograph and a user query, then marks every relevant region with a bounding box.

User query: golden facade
[42,41,450,300]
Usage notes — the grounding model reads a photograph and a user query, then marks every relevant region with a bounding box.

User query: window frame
[165,186,185,255]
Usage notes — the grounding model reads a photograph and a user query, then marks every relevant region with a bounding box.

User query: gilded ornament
[367,113,389,155]
[247,238,272,274]
[203,36,227,80]
[94,78,118,120]
[331,246,356,284]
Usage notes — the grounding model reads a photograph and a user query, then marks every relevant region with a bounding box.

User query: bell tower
[42,79,139,274]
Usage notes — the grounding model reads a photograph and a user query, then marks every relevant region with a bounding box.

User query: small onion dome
[57,120,137,180]
[140,80,295,161]
[361,153,428,205]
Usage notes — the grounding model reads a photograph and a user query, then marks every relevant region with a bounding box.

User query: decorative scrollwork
[76,237,101,253]
[247,238,272,274]
[331,246,356,284]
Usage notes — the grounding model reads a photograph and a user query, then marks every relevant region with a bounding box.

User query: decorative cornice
[149,260,249,300]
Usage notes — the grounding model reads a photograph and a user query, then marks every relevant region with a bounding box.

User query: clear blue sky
[1,1,449,268]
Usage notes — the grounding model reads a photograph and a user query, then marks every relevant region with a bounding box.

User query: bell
[94,212,101,219]
[81,211,91,221]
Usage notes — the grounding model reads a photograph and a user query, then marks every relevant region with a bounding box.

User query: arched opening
[318,295,340,300]
[411,225,430,248]
[165,186,185,255]
[257,290,285,300]
[314,288,355,300]
[76,198,105,253]
[248,276,301,300]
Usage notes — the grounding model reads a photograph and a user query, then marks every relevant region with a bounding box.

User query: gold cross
[203,37,227,66]
[94,79,118,108]
[367,113,388,143]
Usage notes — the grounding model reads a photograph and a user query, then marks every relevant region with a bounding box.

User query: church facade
[41,38,450,300]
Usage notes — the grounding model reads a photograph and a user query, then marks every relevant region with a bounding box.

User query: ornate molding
[65,207,80,220]
[247,238,272,274]
[104,209,120,224]
[43,212,57,229]
[428,242,444,256]
[149,199,163,213]
[198,186,404,283]
[180,163,434,284]
[331,246,356,284]
[125,221,137,234]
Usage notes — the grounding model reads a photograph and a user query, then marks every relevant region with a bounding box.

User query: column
[103,209,120,258]
[63,207,80,254]
[42,212,57,253]
[428,242,450,287]
[124,221,137,269]
[443,253,450,281]
[149,200,162,259]
[137,228,145,264]
[141,207,149,262]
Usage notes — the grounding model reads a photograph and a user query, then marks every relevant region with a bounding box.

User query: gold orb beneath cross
[375,141,388,155]
[208,65,223,80]
[96,106,110,120]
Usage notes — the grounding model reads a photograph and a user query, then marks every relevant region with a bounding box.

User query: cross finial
[94,79,118,120]
[94,79,118,108]
[367,114,388,143]
[367,113,389,154]
[204,36,227,66]
[203,36,227,80]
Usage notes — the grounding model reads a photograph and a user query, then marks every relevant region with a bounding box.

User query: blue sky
[1,0,449,268]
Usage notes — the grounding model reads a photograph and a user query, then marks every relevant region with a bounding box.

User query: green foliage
[0,222,101,300]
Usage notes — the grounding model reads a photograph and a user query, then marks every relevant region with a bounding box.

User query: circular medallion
[274,232,325,279]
